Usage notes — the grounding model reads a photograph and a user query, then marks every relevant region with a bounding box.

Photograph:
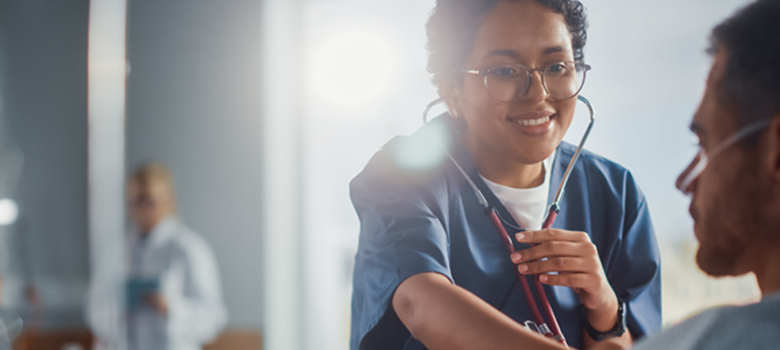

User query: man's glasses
[677,119,772,193]
[461,61,590,102]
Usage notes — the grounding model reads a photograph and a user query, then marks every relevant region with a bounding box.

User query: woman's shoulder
[557,142,645,202]
[351,118,457,195]
[557,142,630,175]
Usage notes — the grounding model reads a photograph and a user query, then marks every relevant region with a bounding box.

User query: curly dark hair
[426,0,588,88]
[708,0,780,129]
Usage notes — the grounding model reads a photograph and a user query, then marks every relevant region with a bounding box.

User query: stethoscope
[422,95,595,347]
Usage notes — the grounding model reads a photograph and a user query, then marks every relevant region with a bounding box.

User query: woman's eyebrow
[543,46,565,55]
[483,46,568,59]
[484,49,519,59]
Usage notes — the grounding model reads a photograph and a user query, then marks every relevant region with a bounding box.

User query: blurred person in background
[0,252,23,349]
[88,163,226,350]
[622,0,780,349]
[349,0,661,349]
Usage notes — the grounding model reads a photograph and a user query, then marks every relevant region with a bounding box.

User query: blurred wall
[125,0,265,331]
[0,0,90,328]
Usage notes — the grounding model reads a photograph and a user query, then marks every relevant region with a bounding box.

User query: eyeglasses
[677,119,771,193]
[461,61,590,102]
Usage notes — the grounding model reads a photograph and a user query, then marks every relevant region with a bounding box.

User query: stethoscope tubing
[486,206,547,330]
[422,95,596,348]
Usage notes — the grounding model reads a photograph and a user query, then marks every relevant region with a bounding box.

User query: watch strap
[583,297,627,341]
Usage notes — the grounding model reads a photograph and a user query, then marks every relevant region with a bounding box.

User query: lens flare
[0,198,19,226]
[392,121,450,171]
[307,29,399,110]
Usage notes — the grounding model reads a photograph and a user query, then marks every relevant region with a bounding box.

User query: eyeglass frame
[459,61,591,102]
[677,118,772,193]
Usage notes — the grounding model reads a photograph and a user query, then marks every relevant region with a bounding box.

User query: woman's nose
[519,71,547,102]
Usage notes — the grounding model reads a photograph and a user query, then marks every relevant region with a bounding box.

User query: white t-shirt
[480,153,556,230]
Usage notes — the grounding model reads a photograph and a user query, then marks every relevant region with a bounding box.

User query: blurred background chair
[13,329,262,350]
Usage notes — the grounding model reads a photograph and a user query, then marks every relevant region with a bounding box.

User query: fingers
[536,273,593,289]
[516,256,598,276]
[143,293,164,307]
[515,228,592,244]
[509,228,606,294]
[510,240,596,264]
[144,294,159,306]
[143,293,168,315]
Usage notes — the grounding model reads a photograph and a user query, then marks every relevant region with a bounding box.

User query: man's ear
[438,80,462,118]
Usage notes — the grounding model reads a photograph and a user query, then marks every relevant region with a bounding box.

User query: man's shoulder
[632,307,725,350]
[634,295,780,350]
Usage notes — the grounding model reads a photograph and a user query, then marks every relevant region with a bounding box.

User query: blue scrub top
[350,115,661,350]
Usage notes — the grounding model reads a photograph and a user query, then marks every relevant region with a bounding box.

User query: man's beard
[695,226,751,277]
[695,168,769,277]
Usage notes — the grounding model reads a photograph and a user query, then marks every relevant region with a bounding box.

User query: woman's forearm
[393,272,567,350]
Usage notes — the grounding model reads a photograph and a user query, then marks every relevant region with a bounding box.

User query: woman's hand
[510,229,618,332]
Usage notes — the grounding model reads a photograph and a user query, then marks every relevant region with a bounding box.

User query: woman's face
[450,0,578,166]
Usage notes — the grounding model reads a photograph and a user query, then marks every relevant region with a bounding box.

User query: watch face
[614,300,627,336]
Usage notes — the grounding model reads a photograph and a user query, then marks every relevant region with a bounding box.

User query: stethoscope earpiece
[422,97,447,124]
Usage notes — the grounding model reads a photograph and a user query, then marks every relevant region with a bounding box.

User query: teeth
[514,116,550,126]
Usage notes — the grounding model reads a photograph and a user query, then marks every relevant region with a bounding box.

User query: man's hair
[709,0,780,126]
[130,162,175,195]
[426,0,588,88]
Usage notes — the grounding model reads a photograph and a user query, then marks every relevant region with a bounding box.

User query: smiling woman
[349,1,661,349]
[449,1,583,186]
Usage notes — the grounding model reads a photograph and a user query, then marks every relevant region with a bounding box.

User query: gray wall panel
[126,0,265,330]
[0,0,90,328]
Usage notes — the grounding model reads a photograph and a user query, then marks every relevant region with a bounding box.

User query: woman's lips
[513,115,551,126]
[507,111,555,136]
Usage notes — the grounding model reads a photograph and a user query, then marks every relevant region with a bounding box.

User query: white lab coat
[88,217,227,350]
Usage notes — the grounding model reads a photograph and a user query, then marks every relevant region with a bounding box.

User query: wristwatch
[583,297,626,341]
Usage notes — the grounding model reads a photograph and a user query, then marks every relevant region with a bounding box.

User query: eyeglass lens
[483,63,586,102]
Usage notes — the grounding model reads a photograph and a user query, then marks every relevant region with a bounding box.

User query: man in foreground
[628,0,780,348]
